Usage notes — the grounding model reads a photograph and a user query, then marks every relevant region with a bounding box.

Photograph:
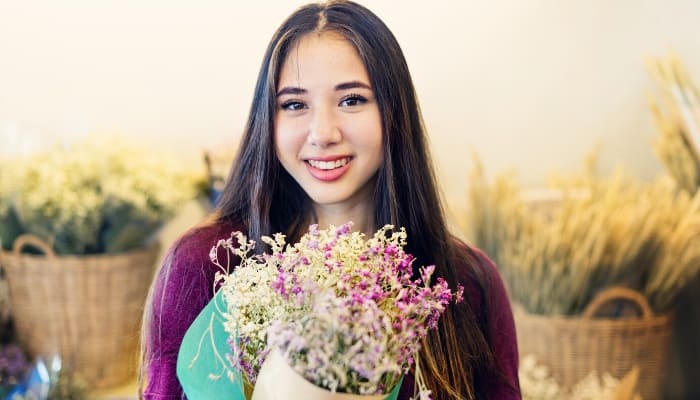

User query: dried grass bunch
[466,153,700,315]
[646,52,700,195]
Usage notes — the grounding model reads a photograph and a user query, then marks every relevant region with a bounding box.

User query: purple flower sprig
[0,344,29,390]
[212,223,463,397]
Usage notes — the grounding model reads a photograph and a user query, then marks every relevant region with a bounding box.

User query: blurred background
[0,1,699,399]
[1,1,699,199]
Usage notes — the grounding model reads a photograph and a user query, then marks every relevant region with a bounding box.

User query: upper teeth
[308,158,350,170]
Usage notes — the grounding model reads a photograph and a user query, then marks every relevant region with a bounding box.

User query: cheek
[273,130,288,167]
[272,127,281,158]
[275,117,303,144]
[355,115,383,153]
[274,118,290,154]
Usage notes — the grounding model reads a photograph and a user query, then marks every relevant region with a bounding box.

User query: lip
[304,156,353,182]
[304,155,352,162]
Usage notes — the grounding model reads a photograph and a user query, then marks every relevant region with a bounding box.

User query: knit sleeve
[143,223,237,399]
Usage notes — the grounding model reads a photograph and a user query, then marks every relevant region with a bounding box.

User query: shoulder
[451,239,499,280]
[452,239,516,333]
[159,218,246,297]
[168,218,245,266]
[450,240,510,313]
[150,218,246,333]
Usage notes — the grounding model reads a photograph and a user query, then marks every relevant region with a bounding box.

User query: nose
[308,106,341,148]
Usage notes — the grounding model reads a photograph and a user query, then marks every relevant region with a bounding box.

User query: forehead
[278,31,370,88]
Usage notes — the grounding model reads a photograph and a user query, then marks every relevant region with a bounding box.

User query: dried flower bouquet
[208,223,463,399]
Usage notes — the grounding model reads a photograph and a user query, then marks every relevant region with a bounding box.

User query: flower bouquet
[177,223,462,400]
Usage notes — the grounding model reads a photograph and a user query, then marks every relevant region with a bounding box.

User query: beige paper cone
[252,350,386,400]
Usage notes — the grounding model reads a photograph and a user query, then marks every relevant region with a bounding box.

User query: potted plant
[0,135,203,389]
[465,153,700,399]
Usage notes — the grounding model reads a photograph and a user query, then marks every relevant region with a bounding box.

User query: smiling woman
[140,2,521,399]
[274,31,383,233]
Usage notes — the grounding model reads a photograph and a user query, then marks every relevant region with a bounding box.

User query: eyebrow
[276,80,372,97]
[334,81,372,91]
[276,87,306,97]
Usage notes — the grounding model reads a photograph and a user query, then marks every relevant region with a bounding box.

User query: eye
[280,100,307,111]
[339,94,368,107]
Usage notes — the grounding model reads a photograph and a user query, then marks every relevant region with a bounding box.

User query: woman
[141,1,521,399]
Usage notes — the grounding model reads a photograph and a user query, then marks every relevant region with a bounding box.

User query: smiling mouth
[306,157,351,170]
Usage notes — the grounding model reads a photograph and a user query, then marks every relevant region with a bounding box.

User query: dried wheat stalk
[646,52,700,194]
[466,155,700,315]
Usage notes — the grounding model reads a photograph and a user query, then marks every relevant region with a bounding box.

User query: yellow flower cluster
[0,135,203,254]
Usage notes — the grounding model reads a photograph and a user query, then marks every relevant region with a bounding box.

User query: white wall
[1,0,699,217]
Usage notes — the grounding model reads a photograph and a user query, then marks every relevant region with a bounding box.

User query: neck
[312,201,374,235]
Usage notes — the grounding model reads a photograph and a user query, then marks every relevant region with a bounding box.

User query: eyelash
[279,93,368,111]
[339,93,367,107]
[280,101,306,111]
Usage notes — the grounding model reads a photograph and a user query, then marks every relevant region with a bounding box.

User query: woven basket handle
[12,234,56,258]
[582,286,654,319]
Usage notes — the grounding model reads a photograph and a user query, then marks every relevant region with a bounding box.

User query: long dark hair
[216,1,504,398]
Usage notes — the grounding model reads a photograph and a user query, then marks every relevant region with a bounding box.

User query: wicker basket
[0,234,160,389]
[514,286,672,400]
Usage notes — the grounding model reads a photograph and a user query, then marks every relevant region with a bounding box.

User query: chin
[307,192,348,206]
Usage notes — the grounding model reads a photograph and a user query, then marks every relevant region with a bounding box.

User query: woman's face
[274,31,383,212]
